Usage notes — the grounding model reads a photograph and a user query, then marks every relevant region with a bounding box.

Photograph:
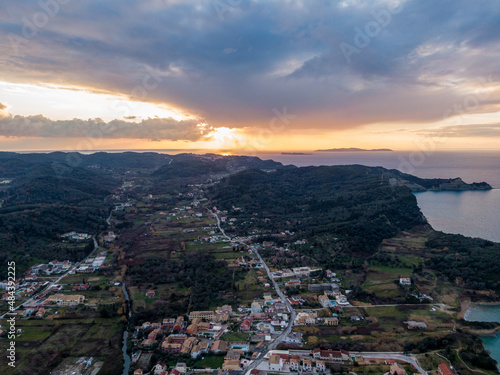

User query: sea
[254,150,500,366]
[465,305,500,368]
[254,150,500,242]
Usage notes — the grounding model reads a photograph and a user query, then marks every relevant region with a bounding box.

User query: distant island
[315,147,393,152]
[281,152,312,155]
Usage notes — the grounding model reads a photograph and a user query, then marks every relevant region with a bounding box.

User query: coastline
[461,298,500,336]
[461,298,500,319]
[466,327,500,337]
[459,298,471,320]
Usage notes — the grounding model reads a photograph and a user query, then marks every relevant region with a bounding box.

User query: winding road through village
[0,236,100,320]
[208,208,296,374]
[209,206,429,375]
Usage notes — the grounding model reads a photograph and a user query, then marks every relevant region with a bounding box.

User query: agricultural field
[233,268,268,305]
[221,332,251,342]
[295,303,455,352]
[0,316,123,374]
[362,265,413,299]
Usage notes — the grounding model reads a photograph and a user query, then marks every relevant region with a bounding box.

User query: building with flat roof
[45,294,85,306]
[188,311,214,321]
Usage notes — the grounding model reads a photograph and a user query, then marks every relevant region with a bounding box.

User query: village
[0,182,462,375]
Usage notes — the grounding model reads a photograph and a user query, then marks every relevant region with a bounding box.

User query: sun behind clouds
[205,127,241,149]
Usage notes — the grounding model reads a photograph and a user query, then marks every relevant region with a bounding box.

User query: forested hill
[209,165,428,257]
[209,165,500,292]
[0,156,121,279]
[151,154,282,180]
[2,163,119,206]
[0,151,283,177]
[0,152,283,278]
[385,168,491,191]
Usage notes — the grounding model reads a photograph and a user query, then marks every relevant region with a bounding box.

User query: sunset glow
[1,1,500,152]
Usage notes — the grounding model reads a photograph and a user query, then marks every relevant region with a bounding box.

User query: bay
[414,190,500,243]
[465,305,500,369]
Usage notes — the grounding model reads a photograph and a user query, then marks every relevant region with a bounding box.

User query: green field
[362,265,412,298]
[0,317,124,374]
[194,355,225,368]
[221,332,250,342]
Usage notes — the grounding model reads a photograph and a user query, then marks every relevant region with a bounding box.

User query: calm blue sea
[256,151,500,242]
[414,190,500,243]
[257,150,500,367]
[255,150,500,188]
[465,305,500,369]
[260,150,500,366]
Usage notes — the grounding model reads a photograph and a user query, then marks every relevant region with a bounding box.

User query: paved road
[208,208,296,374]
[344,303,445,308]
[350,352,428,375]
[244,246,297,374]
[106,205,120,226]
[208,207,432,375]
[106,210,113,226]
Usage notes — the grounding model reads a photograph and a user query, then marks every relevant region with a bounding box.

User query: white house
[269,355,284,371]
[399,278,411,286]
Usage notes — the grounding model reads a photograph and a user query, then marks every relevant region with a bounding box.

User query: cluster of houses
[384,360,455,375]
[240,295,294,331]
[130,295,308,375]
[157,203,208,223]
[61,232,91,241]
[294,310,340,327]
[132,310,230,359]
[232,256,264,270]
[307,282,350,308]
[0,278,47,301]
[262,348,350,372]
[20,306,47,318]
[134,355,453,375]
[12,290,86,318]
[132,280,359,374]
[271,267,321,279]
[75,252,108,273]
[30,260,73,276]
[318,292,349,308]
[228,231,296,249]
[0,273,91,315]
[325,270,341,283]
[218,346,348,372]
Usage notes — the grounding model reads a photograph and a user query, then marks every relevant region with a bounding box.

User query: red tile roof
[439,364,454,375]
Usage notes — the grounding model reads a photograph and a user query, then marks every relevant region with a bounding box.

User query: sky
[1,0,500,152]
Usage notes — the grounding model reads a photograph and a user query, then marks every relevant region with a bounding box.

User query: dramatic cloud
[0,114,213,141]
[1,0,500,133]
[419,123,500,138]
[0,102,8,118]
